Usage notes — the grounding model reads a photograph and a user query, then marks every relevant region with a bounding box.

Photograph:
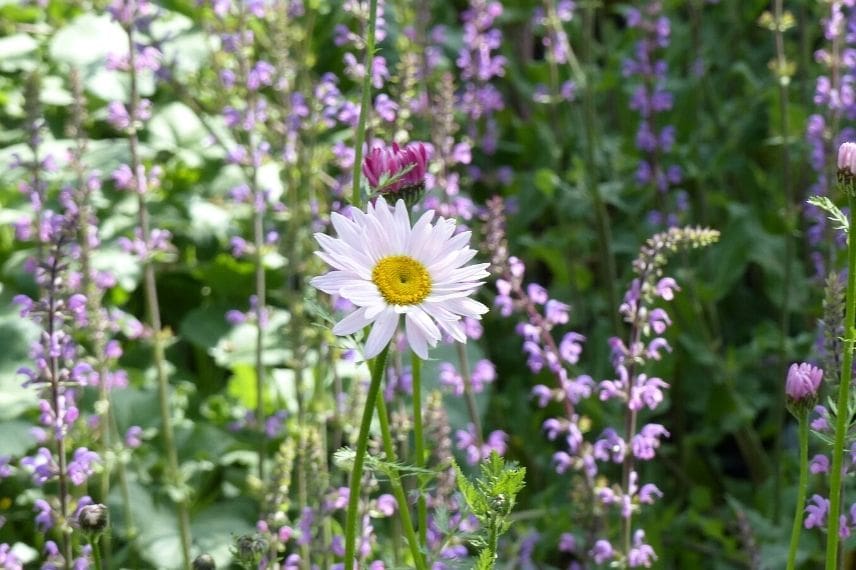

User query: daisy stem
[411,352,428,547]
[376,385,427,570]
[825,192,856,569]
[350,0,379,207]
[786,413,808,570]
[344,345,389,570]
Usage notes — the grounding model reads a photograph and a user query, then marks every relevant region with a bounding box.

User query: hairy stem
[825,192,856,568]
[344,345,389,570]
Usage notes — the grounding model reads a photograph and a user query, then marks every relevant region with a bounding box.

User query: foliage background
[0,0,841,568]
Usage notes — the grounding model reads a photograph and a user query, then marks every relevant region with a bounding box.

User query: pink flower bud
[786,362,823,402]
[839,142,856,174]
[362,142,430,194]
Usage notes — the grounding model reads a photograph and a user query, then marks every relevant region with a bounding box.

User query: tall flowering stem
[374,381,427,569]
[46,234,73,569]
[613,226,719,562]
[825,184,856,568]
[343,346,389,570]
[350,0,379,206]
[581,1,620,332]
[786,411,809,570]
[761,0,797,522]
[411,352,428,547]
[116,6,192,567]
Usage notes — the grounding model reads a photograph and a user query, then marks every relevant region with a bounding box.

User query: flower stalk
[350,0,379,206]
[581,1,620,333]
[122,17,192,570]
[787,412,809,570]
[411,352,428,547]
[825,190,856,568]
[343,345,389,570]
[375,382,427,569]
[46,239,73,570]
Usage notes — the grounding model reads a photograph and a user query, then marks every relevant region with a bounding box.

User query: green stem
[456,342,484,445]
[350,0,379,206]
[124,21,192,570]
[411,352,428,548]
[772,0,794,523]
[344,345,389,570]
[786,416,809,570]
[826,192,856,569]
[581,0,620,332]
[90,536,103,570]
[375,386,427,570]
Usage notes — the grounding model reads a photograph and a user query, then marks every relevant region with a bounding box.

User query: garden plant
[4,0,856,568]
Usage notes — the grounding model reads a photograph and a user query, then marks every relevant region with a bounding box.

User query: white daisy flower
[310,197,489,359]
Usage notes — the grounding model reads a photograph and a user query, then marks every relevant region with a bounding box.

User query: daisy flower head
[310,197,489,359]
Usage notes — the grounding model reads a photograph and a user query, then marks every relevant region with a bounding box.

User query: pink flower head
[362,142,429,194]
[839,142,856,175]
[785,362,823,402]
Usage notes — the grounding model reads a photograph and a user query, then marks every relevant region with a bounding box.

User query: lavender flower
[457,0,505,153]
[624,1,684,226]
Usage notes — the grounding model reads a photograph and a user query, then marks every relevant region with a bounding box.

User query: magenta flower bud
[361,142,429,201]
[839,142,856,175]
[786,362,823,403]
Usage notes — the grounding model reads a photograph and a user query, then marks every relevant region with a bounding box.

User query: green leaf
[807,195,849,237]
[180,305,233,350]
[227,364,258,409]
[0,34,38,72]
[0,305,39,420]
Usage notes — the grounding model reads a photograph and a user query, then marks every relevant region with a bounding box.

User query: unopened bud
[838,142,856,196]
[235,534,267,563]
[78,504,109,533]
[192,553,216,570]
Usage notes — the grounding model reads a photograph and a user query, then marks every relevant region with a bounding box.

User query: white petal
[405,314,429,359]
[331,212,363,244]
[365,303,387,319]
[364,308,398,358]
[408,306,442,342]
[340,282,383,307]
[442,263,491,283]
[332,307,373,336]
[436,318,467,343]
[429,249,479,282]
[316,251,372,279]
[310,271,362,295]
[407,211,438,259]
[443,297,489,317]
[421,301,459,322]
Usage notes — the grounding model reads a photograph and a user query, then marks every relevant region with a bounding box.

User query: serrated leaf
[807,195,849,236]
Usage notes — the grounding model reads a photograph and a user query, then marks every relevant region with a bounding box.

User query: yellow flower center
[372,255,432,305]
